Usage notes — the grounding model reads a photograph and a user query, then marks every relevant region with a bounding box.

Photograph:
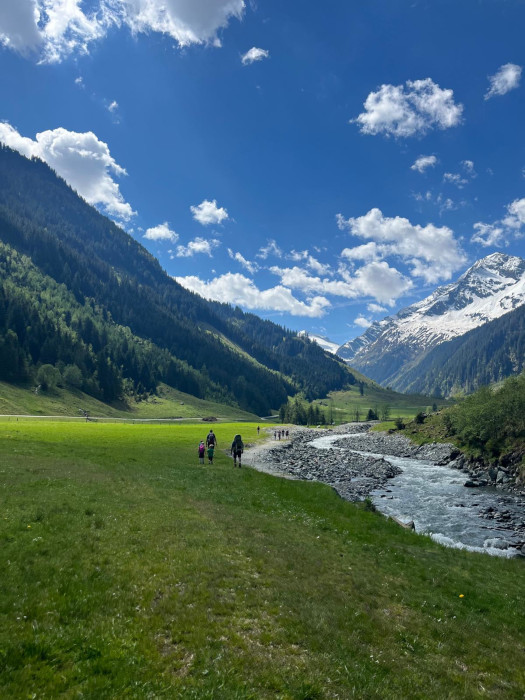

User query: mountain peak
[337,253,525,390]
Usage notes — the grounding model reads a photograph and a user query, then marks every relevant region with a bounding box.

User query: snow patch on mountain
[298,331,340,355]
[338,253,525,370]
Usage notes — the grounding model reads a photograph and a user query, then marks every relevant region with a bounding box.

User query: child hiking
[207,444,215,464]
[231,434,244,468]
[198,441,205,464]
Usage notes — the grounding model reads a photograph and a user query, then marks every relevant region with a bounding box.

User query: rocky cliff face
[337,253,525,389]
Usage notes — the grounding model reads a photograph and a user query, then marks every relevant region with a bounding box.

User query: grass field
[0,381,261,422]
[0,421,523,698]
[315,384,451,424]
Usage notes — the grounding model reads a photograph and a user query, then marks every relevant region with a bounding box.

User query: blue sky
[1,0,524,345]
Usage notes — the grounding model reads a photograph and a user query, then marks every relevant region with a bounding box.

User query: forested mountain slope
[0,145,355,414]
[394,304,525,397]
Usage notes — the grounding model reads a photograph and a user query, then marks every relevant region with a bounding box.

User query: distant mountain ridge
[336,253,525,394]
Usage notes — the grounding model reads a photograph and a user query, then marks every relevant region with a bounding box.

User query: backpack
[233,434,244,450]
[207,432,216,446]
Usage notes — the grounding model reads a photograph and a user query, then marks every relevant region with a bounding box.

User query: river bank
[243,424,525,556]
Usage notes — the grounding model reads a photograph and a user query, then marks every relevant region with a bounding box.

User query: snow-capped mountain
[298,331,340,355]
[337,253,525,389]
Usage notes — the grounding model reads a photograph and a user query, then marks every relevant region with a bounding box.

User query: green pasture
[316,384,450,424]
[0,421,523,698]
[0,381,260,422]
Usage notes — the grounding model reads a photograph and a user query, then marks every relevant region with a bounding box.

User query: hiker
[206,430,217,448]
[231,434,244,468]
[207,444,215,464]
[257,425,260,435]
[198,440,205,465]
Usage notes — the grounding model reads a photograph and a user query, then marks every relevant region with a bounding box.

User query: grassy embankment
[1,421,523,698]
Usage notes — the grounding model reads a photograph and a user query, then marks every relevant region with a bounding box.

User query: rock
[464,480,480,487]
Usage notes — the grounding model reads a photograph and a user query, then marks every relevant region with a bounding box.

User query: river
[308,432,525,558]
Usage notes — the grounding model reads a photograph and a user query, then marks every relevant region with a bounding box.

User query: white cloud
[354,316,372,329]
[108,100,119,113]
[367,302,387,314]
[501,197,525,234]
[144,222,178,242]
[485,63,522,99]
[0,0,245,63]
[353,78,463,138]
[125,0,245,48]
[471,222,505,247]
[411,155,437,173]
[175,237,220,257]
[0,121,135,220]
[190,198,229,226]
[289,249,331,275]
[340,242,382,262]
[443,172,468,188]
[337,208,467,284]
[257,239,282,260]
[471,196,525,247]
[462,159,476,176]
[227,248,259,273]
[270,261,412,306]
[241,46,269,65]
[175,272,330,317]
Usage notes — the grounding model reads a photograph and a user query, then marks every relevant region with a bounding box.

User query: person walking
[206,430,217,448]
[231,434,244,468]
[257,425,260,435]
[198,440,205,464]
[207,444,215,464]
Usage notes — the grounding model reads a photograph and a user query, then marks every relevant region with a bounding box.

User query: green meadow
[0,421,523,699]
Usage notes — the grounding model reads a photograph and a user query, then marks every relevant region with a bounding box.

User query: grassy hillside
[314,383,451,424]
[0,381,260,422]
[0,421,523,698]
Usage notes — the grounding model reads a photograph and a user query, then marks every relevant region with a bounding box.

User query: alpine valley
[0,145,356,416]
[336,252,525,397]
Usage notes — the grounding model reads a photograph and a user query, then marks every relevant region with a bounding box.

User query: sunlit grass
[0,421,523,698]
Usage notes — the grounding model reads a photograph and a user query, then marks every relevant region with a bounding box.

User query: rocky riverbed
[243,424,525,555]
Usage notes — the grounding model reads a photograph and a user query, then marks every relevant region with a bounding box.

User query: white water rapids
[309,433,523,558]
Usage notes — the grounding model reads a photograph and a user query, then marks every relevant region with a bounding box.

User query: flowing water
[309,433,524,558]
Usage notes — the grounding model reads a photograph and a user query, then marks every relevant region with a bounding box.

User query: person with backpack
[206,430,217,448]
[230,434,244,468]
[198,440,206,465]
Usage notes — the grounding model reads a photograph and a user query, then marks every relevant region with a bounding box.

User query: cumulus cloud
[337,208,467,283]
[485,63,522,99]
[503,197,525,230]
[144,222,178,242]
[227,248,259,274]
[270,262,412,306]
[0,0,245,63]
[108,100,119,113]
[443,172,468,188]
[354,316,373,328]
[190,199,229,226]
[471,222,505,247]
[289,250,331,275]
[0,121,135,220]
[175,272,330,317]
[257,239,282,260]
[175,237,220,257]
[367,302,387,314]
[241,46,269,65]
[411,155,437,173]
[353,78,463,138]
[340,242,382,262]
